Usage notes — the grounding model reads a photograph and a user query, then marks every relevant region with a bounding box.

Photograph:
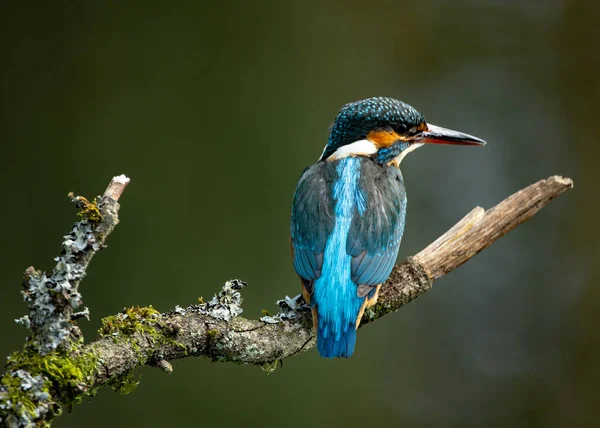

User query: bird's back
[291,156,406,357]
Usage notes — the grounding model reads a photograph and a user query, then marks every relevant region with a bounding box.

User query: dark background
[1,1,597,427]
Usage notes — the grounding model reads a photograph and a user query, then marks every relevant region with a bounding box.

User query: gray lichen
[17,209,100,354]
[183,279,247,321]
[173,305,186,315]
[3,191,121,426]
[15,193,121,356]
[18,265,84,354]
[0,369,52,427]
[260,294,305,324]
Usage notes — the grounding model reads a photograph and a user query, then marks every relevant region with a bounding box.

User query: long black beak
[417,123,486,146]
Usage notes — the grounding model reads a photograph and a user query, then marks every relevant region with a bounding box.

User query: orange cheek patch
[367,130,402,148]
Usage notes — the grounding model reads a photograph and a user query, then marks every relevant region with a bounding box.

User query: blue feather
[318,325,356,358]
[313,157,364,358]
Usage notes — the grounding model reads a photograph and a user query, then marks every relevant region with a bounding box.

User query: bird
[290,97,485,358]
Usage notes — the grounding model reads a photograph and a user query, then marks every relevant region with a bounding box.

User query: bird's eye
[407,122,428,136]
[404,126,421,138]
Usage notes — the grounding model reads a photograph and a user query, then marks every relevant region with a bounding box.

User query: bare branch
[414,175,574,279]
[103,174,130,201]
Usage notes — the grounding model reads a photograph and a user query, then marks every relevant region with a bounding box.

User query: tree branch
[0,175,573,427]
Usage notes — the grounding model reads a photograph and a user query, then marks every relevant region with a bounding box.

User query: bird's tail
[317,321,357,358]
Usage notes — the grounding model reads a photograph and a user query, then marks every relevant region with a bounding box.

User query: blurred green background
[0,1,597,427]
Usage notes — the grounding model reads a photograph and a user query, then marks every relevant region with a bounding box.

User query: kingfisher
[290,97,485,358]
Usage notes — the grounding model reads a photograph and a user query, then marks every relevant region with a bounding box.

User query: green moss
[1,344,100,424]
[98,304,187,352]
[92,306,191,400]
[260,360,282,375]
[105,307,187,349]
[69,193,103,223]
[97,306,187,388]
[206,329,218,339]
[98,306,164,369]
[107,372,139,395]
[99,305,160,337]
[6,348,99,407]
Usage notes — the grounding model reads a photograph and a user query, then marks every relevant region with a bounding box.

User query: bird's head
[320,97,486,165]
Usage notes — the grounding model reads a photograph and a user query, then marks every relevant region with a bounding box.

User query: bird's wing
[346,164,406,293]
[291,163,336,282]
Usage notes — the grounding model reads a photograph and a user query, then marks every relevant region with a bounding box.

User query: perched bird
[290,97,485,358]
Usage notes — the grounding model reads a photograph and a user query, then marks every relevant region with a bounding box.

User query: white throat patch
[321,139,377,161]
[393,142,423,165]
